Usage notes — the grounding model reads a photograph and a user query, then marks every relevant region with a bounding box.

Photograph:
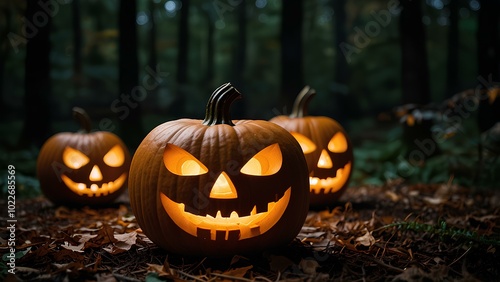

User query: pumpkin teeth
[309,162,352,194]
[160,187,291,241]
[61,173,127,197]
[250,206,257,216]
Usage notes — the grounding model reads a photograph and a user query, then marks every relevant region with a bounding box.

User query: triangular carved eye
[328,132,348,153]
[240,144,282,176]
[63,147,90,169]
[103,145,125,167]
[291,132,316,154]
[164,144,208,176]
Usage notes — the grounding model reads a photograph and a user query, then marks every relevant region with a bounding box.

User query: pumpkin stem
[72,107,92,133]
[290,86,316,118]
[202,83,242,126]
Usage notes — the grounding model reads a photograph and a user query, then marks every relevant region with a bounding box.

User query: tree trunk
[280,0,304,111]
[0,6,12,120]
[206,14,214,86]
[445,0,459,98]
[18,0,52,148]
[399,0,430,105]
[333,0,348,87]
[72,0,83,91]
[201,3,215,89]
[477,0,500,133]
[231,0,247,119]
[332,0,354,123]
[399,0,438,159]
[173,0,189,117]
[148,0,158,99]
[118,0,143,150]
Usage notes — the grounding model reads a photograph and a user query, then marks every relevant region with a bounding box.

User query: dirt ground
[1,180,499,281]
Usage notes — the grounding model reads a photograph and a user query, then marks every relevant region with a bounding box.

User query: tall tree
[399,0,430,105]
[0,3,12,119]
[445,0,459,98]
[72,0,83,92]
[118,0,143,150]
[399,0,438,159]
[475,0,500,183]
[231,0,247,119]
[148,0,158,99]
[18,0,52,148]
[172,0,189,117]
[333,0,348,89]
[201,3,215,88]
[331,0,353,123]
[280,0,304,110]
[477,0,500,133]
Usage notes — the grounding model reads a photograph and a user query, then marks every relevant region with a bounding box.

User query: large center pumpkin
[128,83,309,256]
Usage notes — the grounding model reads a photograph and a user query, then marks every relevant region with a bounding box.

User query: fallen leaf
[60,241,85,253]
[355,229,375,247]
[221,265,253,278]
[113,231,137,251]
[147,263,177,278]
[103,231,138,254]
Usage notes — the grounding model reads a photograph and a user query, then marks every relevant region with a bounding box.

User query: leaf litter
[1,180,499,281]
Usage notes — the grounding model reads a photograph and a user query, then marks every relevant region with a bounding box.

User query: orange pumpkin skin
[128,83,309,257]
[37,108,131,206]
[270,86,354,208]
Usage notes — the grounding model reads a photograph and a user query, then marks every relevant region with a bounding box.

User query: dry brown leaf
[221,265,253,278]
[147,263,177,278]
[60,241,85,253]
[354,229,375,247]
[113,231,137,251]
[103,231,138,254]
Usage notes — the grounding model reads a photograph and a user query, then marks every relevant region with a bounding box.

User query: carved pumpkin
[270,86,354,208]
[37,107,131,206]
[128,83,309,256]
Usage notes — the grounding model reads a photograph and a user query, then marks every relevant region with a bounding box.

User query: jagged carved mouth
[160,187,291,241]
[61,173,127,197]
[310,162,351,194]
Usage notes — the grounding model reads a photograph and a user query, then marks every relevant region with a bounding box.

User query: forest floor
[1,180,499,282]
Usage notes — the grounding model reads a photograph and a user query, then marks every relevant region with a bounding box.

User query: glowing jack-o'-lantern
[270,86,354,208]
[37,107,131,206]
[128,83,309,256]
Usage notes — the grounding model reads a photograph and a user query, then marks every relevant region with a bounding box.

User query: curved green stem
[72,107,92,133]
[290,85,316,118]
[202,83,242,126]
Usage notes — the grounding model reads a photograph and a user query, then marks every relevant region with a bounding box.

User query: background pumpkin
[36,107,131,206]
[128,83,310,257]
[270,86,354,209]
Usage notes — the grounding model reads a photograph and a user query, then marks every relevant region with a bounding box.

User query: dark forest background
[1,0,499,196]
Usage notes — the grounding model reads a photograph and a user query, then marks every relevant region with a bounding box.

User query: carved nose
[317,150,333,169]
[89,165,103,181]
[209,172,238,199]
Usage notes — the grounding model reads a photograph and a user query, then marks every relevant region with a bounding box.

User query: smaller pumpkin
[37,107,131,206]
[270,86,354,208]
